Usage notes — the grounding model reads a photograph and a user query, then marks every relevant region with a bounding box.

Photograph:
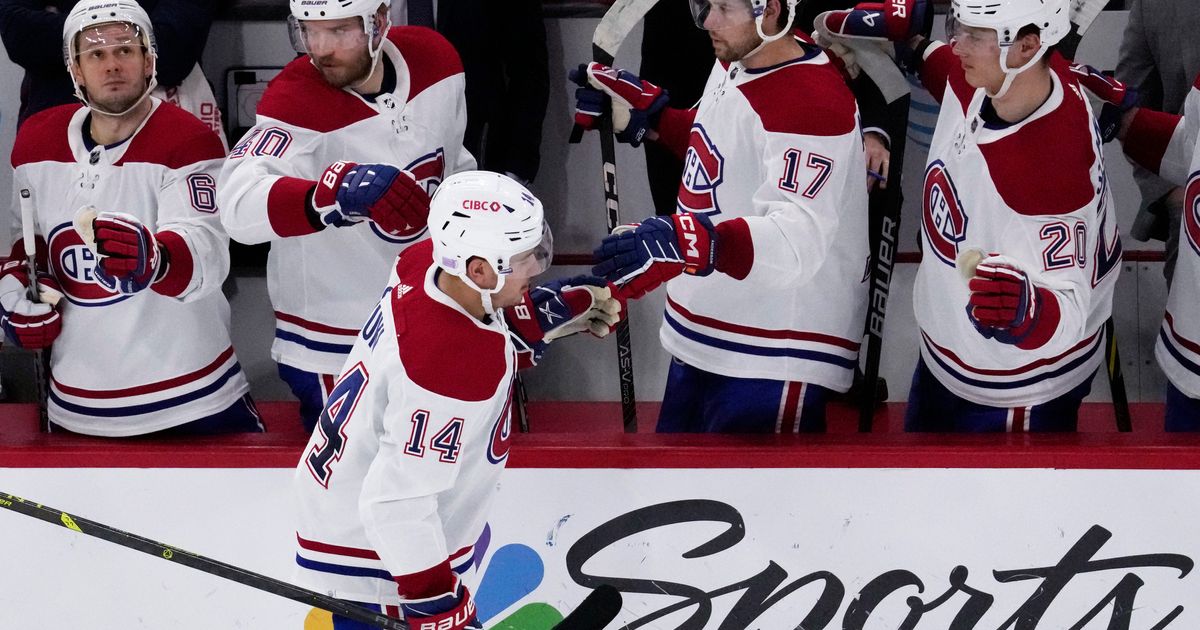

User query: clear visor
[945,14,1001,52]
[688,0,754,31]
[500,221,553,280]
[287,15,370,54]
[73,22,145,59]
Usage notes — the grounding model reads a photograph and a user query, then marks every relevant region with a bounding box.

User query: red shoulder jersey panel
[393,241,507,402]
[256,56,377,133]
[388,26,464,99]
[11,104,78,168]
[736,59,858,137]
[117,103,227,168]
[977,69,1099,217]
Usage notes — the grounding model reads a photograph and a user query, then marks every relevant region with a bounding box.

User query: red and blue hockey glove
[965,256,1059,349]
[592,212,731,299]
[399,580,481,630]
[0,259,61,349]
[312,161,431,237]
[87,211,164,295]
[1069,64,1139,142]
[505,275,626,362]
[817,0,932,43]
[569,62,669,147]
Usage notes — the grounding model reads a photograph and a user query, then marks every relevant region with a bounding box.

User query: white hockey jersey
[219,27,475,375]
[1124,73,1200,398]
[912,44,1121,407]
[10,100,250,436]
[292,241,514,604]
[658,41,869,390]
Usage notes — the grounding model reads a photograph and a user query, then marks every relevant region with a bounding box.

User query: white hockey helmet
[62,0,158,116]
[428,171,553,314]
[688,0,800,57]
[948,0,1069,97]
[288,0,391,62]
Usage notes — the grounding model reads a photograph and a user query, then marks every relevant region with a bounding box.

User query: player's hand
[312,161,431,237]
[1069,64,1139,142]
[864,131,890,191]
[816,0,932,43]
[569,62,669,147]
[592,212,718,299]
[398,579,481,630]
[506,275,626,360]
[86,211,164,295]
[0,259,62,349]
[965,255,1057,347]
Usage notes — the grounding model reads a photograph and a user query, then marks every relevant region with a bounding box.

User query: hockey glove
[592,212,729,300]
[1069,64,1139,142]
[817,0,932,43]
[0,259,62,349]
[398,579,481,630]
[313,161,431,237]
[965,255,1059,349]
[569,62,669,147]
[84,211,164,295]
[505,275,626,362]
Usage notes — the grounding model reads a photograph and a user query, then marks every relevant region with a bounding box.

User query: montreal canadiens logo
[1186,171,1200,257]
[922,160,969,266]
[676,125,724,215]
[486,391,513,464]
[369,148,446,244]
[48,223,129,307]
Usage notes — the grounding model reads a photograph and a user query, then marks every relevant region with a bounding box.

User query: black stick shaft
[859,94,911,432]
[0,492,407,630]
[1104,317,1133,432]
[593,43,638,433]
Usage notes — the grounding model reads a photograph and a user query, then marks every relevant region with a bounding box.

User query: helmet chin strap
[462,270,506,316]
[988,45,1050,99]
[349,13,389,90]
[740,0,797,62]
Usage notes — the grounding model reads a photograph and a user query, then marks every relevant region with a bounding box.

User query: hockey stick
[583,0,661,433]
[818,35,913,433]
[0,491,408,629]
[0,491,622,630]
[18,189,50,432]
[1104,317,1133,432]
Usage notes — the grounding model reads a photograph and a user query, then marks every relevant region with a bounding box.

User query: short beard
[713,36,762,63]
[314,50,375,89]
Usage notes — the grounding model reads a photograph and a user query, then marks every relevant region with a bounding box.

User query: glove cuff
[714,218,754,280]
[1013,287,1060,350]
[151,231,193,298]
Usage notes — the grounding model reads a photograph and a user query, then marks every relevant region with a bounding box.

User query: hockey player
[820,0,1122,430]
[292,171,623,630]
[218,0,474,431]
[1,0,258,436]
[1077,66,1200,429]
[580,0,870,432]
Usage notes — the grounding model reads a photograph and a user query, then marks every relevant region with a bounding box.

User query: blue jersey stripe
[664,311,856,369]
[275,329,356,354]
[295,554,392,581]
[923,335,1102,390]
[49,364,242,417]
